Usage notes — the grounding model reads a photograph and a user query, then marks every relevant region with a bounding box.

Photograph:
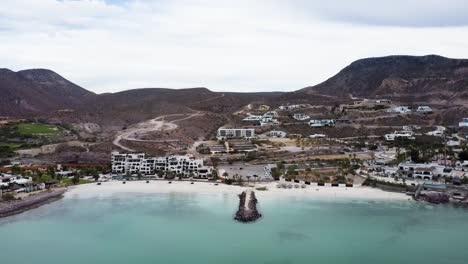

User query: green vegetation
[255,187,268,191]
[16,123,60,136]
[61,178,92,186]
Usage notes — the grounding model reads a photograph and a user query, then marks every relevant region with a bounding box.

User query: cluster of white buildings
[111,152,214,178]
[242,111,279,126]
[373,162,467,182]
[0,174,33,188]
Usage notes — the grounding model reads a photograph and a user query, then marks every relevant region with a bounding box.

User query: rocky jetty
[419,191,450,204]
[0,188,66,218]
[234,190,262,223]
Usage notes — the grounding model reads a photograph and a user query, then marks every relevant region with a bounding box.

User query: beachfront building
[111,152,214,178]
[217,128,255,140]
[309,119,336,127]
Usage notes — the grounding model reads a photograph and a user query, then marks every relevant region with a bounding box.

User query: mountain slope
[0,68,95,115]
[300,55,468,102]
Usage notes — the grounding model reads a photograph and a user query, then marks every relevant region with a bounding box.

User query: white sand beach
[66,181,410,201]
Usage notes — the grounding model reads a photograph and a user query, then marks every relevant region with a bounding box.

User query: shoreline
[0,188,67,218]
[66,181,410,201]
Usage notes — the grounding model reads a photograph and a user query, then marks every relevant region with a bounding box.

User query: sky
[1,0,468,94]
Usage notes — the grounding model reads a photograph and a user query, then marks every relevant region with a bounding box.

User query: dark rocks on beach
[421,192,450,204]
[234,191,262,223]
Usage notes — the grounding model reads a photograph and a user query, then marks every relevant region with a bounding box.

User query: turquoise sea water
[1,192,468,264]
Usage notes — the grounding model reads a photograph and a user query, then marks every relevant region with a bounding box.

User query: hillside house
[384,131,414,141]
[309,119,336,127]
[292,113,310,121]
[416,106,433,114]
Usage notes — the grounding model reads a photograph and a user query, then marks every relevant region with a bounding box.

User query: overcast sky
[1,0,468,94]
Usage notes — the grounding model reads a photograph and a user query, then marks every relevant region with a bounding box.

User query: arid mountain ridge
[2,55,468,124]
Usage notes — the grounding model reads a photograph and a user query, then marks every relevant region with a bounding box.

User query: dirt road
[113,112,203,152]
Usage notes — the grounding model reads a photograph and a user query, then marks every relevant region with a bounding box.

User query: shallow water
[1,192,468,264]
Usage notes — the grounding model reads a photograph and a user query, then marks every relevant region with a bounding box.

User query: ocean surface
[1,192,468,264]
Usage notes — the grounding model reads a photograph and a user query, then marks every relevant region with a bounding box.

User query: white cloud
[0,0,467,93]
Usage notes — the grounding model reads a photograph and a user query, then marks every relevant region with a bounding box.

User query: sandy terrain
[66,181,410,201]
[113,112,202,152]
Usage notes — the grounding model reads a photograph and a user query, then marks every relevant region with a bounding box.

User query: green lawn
[0,143,23,149]
[16,123,60,136]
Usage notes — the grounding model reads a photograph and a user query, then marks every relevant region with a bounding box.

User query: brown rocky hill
[0,68,95,116]
[300,55,468,104]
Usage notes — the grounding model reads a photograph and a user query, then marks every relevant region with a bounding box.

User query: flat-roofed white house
[242,115,262,121]
[459,118,468,127]
[416,106,433,114]
[387,106,411,114]
[384,131,414,141]
[292,113,310,121]
[216,128,255,140]
[111,152,214,178]
[309,119,336,127]
[267,130,287,138]
[426,126,445,137]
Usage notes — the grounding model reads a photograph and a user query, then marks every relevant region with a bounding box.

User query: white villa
[416,106,433,113]
[267,130,287,138]
[243,111,279,126]
[309,119,335,127]
[459,118,468,127]
[384,131,414,141]
[217,128,255,140]
[292,113,310,121]
[387,106,411,114]
[111,152,214,178]
[426,126,445,137]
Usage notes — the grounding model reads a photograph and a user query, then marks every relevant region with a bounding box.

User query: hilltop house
[111,152,213,178]
[309,119,336,127]
[217,128,255,140]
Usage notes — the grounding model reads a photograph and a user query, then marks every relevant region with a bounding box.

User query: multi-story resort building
[111,152,214,178]
[217,128,255,140]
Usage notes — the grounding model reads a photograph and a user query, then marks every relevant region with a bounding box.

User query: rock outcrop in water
[234,190,261,223]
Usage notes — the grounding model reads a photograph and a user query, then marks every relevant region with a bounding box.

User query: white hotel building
[216,128,255,140]
[111,152,214,178]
